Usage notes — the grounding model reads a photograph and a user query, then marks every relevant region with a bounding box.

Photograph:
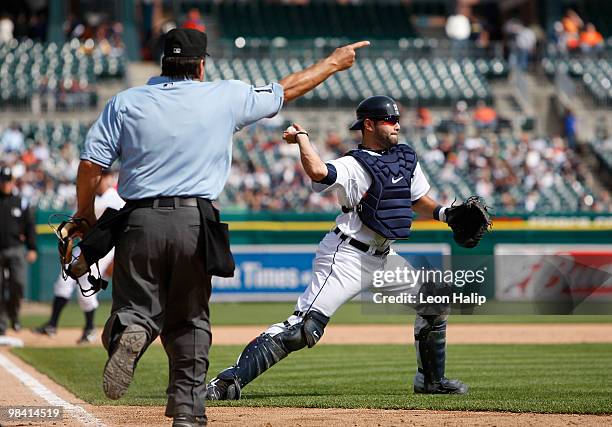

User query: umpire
[76,28,368,426]
[0,166,37,335]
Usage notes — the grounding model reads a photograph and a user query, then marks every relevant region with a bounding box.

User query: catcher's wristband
[433,206,447,223]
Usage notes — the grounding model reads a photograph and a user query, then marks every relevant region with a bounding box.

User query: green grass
[20,301,612,329]
[12,344,612,413]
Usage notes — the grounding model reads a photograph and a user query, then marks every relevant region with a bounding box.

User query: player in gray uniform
[206,96,469,401]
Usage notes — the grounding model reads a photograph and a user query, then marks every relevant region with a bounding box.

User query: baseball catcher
[206,96,492,401]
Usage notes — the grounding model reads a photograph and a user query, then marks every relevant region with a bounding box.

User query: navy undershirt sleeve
[314,163,337,185]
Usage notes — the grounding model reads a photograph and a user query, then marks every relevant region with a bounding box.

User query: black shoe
[32,324,57,337]
[205,376,241,401]
[77,328,96,344]
[414,377,469,394]
[172,414,207,427]
[11,320,21,332]
[102,324,148,400]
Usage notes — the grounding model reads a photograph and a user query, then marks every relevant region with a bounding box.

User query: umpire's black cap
[0,167,12,181]
[164,28,208,58]
[349,95,400,130]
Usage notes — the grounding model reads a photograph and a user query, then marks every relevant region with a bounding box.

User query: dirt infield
[103,406,612,427]
[2,324,612,426]
[5,323,612,347]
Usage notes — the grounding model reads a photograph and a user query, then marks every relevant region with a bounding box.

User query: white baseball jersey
[265,148,431,333]
[54,187,125,311]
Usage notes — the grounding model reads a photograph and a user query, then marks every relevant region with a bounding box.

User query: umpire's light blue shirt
[81,77,284,200]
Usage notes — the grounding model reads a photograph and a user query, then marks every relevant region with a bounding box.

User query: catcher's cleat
[103,324,147,400]
[414,377,469,395]
[205,376,241,401]
[32,324,57,337]
[77,328,96,345]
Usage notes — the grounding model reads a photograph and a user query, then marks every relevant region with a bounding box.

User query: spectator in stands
[504,19,536,71]
[0,14,14,43]
[416,106,434,134]
[32,141,49,163]
[20,148,37,168]
[324,132,345,157]
[552,21,568,54]
[473,101,497,131]
[563,109,578,150]
[580,23,604,54]
[470,15,490,49]
[524,190,541,212]
[28,13,46,42]
[515,24,536,71]
[445,13,470,56]
[13,13,28,40]
[561,9,583,51]
[182,8,206,33]
[453,100,470,132]
[1,123,25,154]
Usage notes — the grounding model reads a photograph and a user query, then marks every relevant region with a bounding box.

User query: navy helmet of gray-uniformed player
[206,95,476,400]
[75,27,370,427]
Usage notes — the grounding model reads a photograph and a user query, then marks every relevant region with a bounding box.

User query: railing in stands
[510,65,531,109]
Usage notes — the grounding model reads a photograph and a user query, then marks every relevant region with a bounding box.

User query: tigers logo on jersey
[11,207,22,218]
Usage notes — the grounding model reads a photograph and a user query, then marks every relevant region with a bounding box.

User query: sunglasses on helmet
[371,115,400,125]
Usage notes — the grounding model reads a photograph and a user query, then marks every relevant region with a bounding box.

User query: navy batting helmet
[349,96,400,130]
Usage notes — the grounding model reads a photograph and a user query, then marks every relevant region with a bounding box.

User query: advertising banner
[495,244,612,302]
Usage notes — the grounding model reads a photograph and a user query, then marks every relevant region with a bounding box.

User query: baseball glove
[445,196,492,248]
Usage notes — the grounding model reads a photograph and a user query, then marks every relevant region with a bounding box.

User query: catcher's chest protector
[346,144,417,239]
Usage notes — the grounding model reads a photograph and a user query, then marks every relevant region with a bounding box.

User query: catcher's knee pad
[279,310,329,352]
[414,314,447,340]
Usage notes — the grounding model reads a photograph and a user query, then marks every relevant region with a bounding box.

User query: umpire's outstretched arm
[279,41,370,102]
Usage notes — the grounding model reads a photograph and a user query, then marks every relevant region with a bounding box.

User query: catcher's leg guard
[206,311,329,400]
[413,314,468,394]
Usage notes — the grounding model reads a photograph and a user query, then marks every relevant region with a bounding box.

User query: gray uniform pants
[0,246,26,333]
[102,205,211,417]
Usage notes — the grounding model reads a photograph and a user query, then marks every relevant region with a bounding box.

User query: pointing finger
[348,40,370,50]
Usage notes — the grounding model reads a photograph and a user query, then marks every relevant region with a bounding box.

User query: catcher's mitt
[445,196,492,248]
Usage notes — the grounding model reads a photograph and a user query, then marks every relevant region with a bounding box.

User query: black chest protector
[345,144,417,239]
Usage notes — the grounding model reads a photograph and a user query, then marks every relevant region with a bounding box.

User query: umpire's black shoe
[172,414,207,427]
[205,376,241,400]
[414,377,469,394]
[102,324,148,400]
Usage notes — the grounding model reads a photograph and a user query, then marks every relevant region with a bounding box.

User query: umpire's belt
[333,227,389,257]
[125,197,201,209]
